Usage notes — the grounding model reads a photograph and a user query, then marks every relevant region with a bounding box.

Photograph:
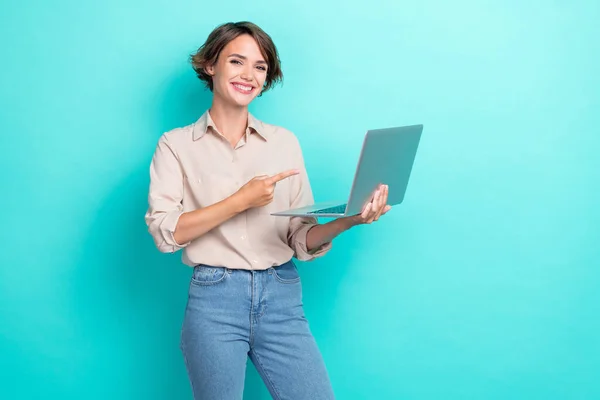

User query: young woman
[145,21,390,400]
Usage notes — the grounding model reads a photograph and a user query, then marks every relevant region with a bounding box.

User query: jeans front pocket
[191,265,229,286]
[271,260,300,284]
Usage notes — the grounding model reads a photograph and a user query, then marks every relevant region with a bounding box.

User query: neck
[208,97,248,145]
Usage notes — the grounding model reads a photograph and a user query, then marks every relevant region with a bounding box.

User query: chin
[230,94,256,107]
[234,97,254,106]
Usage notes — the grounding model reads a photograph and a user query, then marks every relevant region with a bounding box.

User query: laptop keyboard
[308,204,347,215]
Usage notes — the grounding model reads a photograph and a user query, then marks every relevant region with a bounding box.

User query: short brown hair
[190,22,283,94]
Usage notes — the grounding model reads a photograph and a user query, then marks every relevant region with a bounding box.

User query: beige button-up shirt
[144,110,332,270]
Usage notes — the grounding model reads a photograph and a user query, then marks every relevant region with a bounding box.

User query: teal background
[1,0,599,398]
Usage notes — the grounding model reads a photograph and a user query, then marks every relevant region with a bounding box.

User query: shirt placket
[233,132,261,270]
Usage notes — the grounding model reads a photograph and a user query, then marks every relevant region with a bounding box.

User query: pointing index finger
[268,169,300,184]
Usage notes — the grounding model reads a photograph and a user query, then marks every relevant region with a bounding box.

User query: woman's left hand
[341,184,391,227]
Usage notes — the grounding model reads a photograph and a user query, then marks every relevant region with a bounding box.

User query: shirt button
[252,259,258,264]
[241,235,246,240]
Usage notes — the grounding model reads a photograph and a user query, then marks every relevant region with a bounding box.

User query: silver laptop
[271,124,423,218]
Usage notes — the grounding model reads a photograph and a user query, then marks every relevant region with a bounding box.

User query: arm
[284,133,392,258]
[144,135,246,253]
[306,185,392,251]
[305,218,356,252]
[145,134,300,252]
[173,170,299,245]
[286,138,335,260]
[172,196,246,245]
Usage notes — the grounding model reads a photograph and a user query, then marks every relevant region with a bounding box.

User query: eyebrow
[227,53,267,65]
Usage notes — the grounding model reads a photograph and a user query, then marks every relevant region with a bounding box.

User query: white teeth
[233,83,252,92]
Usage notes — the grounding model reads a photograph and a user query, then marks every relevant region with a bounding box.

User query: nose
[240,67,254,81]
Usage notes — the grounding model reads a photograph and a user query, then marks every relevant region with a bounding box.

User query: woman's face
[206,34,268,108]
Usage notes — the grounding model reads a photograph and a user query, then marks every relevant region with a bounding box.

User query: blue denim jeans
[180,259,335,400]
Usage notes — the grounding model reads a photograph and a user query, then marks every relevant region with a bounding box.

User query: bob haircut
[190,21,283,94]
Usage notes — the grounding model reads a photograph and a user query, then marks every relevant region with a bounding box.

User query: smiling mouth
[231,83,255,94]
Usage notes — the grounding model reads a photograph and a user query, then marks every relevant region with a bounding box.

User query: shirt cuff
[160,210,190,252]
[292,223,332,261]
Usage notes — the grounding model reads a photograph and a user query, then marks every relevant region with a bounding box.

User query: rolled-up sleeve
[144,135,191,253]
[287,138,332,261]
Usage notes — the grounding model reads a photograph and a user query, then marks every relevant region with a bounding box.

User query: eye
[230,59,242,65]
[256,65,267,71]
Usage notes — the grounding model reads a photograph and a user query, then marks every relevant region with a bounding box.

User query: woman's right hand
[233,169,300,211]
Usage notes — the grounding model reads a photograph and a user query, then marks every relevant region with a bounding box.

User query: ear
[204,64,215,76]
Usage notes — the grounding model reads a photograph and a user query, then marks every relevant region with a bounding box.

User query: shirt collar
[192,110,269,141]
